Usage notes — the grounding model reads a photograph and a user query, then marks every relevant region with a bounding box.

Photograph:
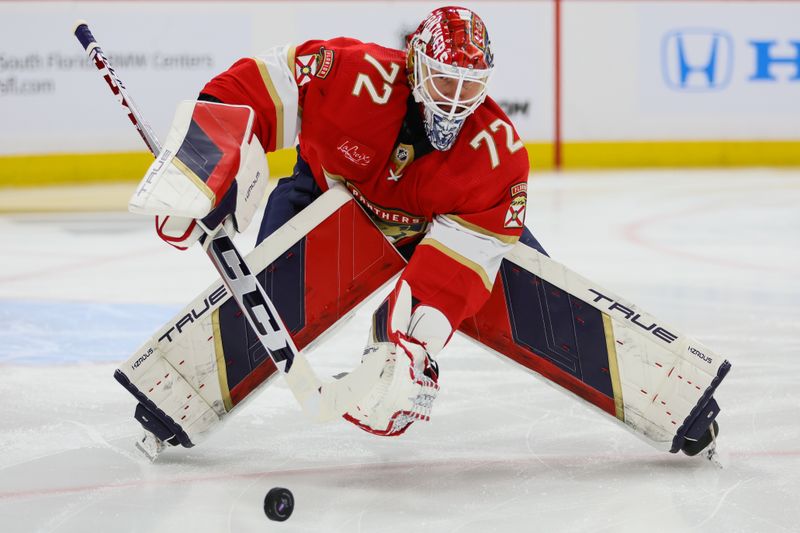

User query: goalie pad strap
[670,360,731,452]
[155,216,198,251]
[114,369,195,448]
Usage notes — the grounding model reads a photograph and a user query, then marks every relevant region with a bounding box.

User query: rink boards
[117,187,730,452]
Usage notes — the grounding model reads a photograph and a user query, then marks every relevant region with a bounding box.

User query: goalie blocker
[128,100,270,249]
[118,186,729,457]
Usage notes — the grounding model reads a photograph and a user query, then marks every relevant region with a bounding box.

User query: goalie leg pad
[115,369,195,448]
[459,245,733,454]
[681,397,720,442]
[134,402,179,446]
[115,348,225,449]
[117,187,408,448]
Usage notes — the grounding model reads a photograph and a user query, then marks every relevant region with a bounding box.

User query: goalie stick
[72,20,377,444]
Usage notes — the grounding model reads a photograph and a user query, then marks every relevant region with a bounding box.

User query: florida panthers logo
[504,195,526,229]
[295,47,335,86]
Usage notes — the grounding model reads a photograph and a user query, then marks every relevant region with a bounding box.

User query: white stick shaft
[73,20,161,155]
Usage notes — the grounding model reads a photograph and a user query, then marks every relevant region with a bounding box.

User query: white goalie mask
[407,7,495,151]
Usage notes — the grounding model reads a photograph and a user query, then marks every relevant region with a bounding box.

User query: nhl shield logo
[395,146,409,163]
[387,143,415,181]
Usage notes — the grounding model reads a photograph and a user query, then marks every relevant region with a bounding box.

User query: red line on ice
[2,450,799,501]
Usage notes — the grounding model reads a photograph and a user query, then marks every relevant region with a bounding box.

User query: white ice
[0,169,798,533]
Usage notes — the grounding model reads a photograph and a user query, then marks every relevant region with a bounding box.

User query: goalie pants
[256,147,549,258]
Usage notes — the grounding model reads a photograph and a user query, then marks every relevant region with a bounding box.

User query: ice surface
[0,169,798,533]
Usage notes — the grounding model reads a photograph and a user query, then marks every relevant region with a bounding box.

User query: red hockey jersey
[201,38,529,330]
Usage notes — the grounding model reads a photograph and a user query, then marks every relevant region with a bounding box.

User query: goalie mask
[407,6,494,151]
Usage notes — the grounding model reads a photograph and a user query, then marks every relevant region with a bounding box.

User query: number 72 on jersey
[470,118,524,169]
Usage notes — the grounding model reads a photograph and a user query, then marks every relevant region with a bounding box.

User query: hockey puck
[264,487,294,522]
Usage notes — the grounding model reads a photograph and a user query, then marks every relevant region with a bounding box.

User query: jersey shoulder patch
[294,46,336,86]
[504,182,527,229]
[295,38,404,80]
[293,37,373,87]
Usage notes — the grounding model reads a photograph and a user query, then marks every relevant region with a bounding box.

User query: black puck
[264,487,294,522]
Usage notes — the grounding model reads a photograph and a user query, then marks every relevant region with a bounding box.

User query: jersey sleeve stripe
[322,167,347,189]
[445,214,519,244]
[255,58,284,150]
[252,45,300,150]
[286,45,297,74]
[425,214,517,291]
[418,237,493,292]
[252,57,284,149]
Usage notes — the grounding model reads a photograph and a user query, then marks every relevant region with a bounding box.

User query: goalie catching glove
[129,100,269,249]
[343,280,452,437]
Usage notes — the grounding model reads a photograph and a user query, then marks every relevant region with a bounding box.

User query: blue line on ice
[0,300,177,365]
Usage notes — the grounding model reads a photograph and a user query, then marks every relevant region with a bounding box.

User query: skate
[132,402,179,461]
[681,420,723,467]
[135,430,166,462]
